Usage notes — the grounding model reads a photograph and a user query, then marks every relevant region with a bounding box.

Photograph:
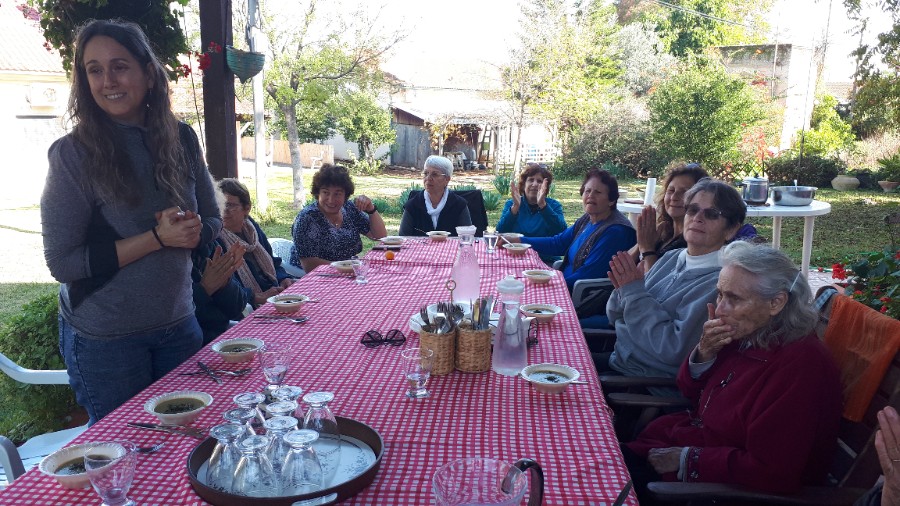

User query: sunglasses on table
[360,329,407,348]
[685,203,725,221]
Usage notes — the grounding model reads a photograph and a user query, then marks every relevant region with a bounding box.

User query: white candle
[644,178,657,206]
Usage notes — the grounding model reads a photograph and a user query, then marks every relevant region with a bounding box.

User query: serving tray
[187,416,383,505]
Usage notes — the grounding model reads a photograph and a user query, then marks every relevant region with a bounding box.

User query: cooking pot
[741,177,769,206]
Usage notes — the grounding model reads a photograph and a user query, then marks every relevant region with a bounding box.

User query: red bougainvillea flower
[197,52,212,71]
[882,297,892,303]
[855,290,864,297]
[818,266,825,272]
[831,263,847,280]
[882,306,889,313]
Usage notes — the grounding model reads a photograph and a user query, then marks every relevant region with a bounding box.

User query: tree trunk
[511,102,526,177]
[283,104,305,209]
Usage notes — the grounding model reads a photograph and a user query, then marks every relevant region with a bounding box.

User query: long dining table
[0,237,636,505]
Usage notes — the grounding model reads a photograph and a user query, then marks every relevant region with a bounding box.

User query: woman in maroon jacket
[623,241,842,502]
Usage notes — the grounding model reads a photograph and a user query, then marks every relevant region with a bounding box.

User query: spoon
[137,442,165,454]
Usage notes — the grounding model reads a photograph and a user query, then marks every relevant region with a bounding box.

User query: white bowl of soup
[330,260,360,273]
[521,363,580,395]
[39,442,127,489]
[267,294,309,313]
[426,231,451,242]
[212,338,263,363]
[522,269,555,285]
[502,243,531,256]
[144,390,213,426]
[520,303,563,323]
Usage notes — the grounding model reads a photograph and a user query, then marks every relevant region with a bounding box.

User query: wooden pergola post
[199,0,237,180]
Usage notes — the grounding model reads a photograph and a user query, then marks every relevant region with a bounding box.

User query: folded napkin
[823,294,900,422]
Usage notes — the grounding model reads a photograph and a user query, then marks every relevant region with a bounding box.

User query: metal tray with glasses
[187,416,383,505]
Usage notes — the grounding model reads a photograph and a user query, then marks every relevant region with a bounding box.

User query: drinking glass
[232,434,278,497]
[266,400,299,419]
[223,407,257,438]
[302,392,341,484]
[206,423,246,493]
[273,385,305,418]
[351,256,369,285]
[83,441,138,506]
[259,346,291,398]
[401,347,434,399]
[234,391,267,426]
[432,457,544,506]
[263,415,298,475]
[281,429,324,495]
[483,232,499,254]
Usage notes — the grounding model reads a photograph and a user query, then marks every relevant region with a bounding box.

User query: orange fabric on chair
[823,294,900,422]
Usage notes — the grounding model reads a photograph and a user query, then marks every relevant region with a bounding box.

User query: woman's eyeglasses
[360,329,406,348]
[422,171,447,180]
[685,203,724,221]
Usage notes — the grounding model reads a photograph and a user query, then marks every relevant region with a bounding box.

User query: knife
[314,273,352,278]
[197,360,222,384]
[127,422,206,439]
[611,479,633,506]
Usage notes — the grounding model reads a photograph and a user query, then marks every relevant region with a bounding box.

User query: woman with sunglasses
[398,155,472,236]
[598,178,746,388]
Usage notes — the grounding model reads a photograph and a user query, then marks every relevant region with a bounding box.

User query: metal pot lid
[743,176,768,183]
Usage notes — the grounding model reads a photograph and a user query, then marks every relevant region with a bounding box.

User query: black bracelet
[151,226,166,249]
[639,250,658,261]
[365,204,378,215]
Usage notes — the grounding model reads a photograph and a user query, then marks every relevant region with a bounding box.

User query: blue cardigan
[526,216,636,291]
[495,196,567,237]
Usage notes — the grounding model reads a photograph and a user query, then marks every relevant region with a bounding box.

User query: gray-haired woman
[398,155,472,236]
[624,241,842,501]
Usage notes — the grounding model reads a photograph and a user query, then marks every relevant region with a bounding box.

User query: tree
[616,0,772,58]
[611,22,677,96]
[261,1,404,208]
[334,88,395,171]
[795,95,857,158]
[844,0,900,135]
[649,61,764,177]
[26,0,190,76]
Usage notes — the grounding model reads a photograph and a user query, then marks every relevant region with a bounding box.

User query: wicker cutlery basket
[419,328,456,376]
[455,321,491,373]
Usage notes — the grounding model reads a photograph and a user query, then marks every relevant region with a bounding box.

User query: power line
[647,0,754,29]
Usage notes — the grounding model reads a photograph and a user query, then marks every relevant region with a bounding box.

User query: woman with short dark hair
[291,164,387,272]
[496,163,566,264]
[513,168,635,290]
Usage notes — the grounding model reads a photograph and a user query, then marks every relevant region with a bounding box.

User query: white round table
[618,199,832,276]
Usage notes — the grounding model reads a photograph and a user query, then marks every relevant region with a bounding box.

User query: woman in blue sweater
[496,163,566,264]
[510,169,635,291]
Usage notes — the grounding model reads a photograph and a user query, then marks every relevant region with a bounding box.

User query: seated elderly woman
[511,168,635,292]
[398,155,472,236]
[291,164,387,272]
[599,178,746,382]
[630,163,708,271]
[218,179,296,308]
[622,241,842,501]
[497,162,567,264]
[191,240,248,345]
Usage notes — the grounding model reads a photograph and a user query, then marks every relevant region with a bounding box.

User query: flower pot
[225,46,265,83]
[878,180,900,192]
[831,174,860,191]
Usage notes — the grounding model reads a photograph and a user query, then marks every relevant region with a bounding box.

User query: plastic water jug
[492,275,527,376]
[451,225,480,303]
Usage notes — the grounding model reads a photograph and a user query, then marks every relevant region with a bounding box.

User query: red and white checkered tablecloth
[0,240,635,505]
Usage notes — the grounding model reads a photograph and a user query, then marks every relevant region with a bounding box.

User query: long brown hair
[654,162,708,244]
[68,19,184,207]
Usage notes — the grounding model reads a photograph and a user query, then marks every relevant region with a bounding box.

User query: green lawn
[2,168,898,323]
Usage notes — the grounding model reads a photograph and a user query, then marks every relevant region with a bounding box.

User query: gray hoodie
[606,248,721,379]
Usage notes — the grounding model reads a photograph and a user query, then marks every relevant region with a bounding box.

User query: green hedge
[0,293,77,443]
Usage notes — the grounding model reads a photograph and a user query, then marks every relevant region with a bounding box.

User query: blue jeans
[58,315,203,425]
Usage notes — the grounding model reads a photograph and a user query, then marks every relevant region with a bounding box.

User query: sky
[377,0,893,85]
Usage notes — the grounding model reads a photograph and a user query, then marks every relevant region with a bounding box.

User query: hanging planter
[225,45,265,83]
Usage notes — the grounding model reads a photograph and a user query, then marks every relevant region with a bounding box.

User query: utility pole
[248,0,268,212]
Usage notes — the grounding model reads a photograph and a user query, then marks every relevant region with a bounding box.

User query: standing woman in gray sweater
[41,20,222,424]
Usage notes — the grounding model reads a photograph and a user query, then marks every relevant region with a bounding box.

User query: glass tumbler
[223,407,257,438]
[302,391,342,484]
[401,347,435,399]
[83,441,138,506]
[234,391,267,426]
[351,255,369,284]
[206,423,246,493]
[232,434,278,497]
[263,415,298,475]
[273,385,305,419]
[484,232,499,254]
[281,429,324,495]
[266,400,299,419]
[259,346,292,398]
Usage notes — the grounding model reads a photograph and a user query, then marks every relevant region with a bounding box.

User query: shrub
[649,63,765,178]
[451,184,477,192]
[765,154,845,187]
[398,183,423,209]
[493,174,511,196]
[794,95,856,158]
[832,247,900,320]
[0,293,77,443]
[877,153,900,182]
[558,94,665,178]
[370,197,395,215]
[482,190,502,211]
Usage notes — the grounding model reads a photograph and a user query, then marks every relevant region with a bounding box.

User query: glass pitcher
[492,275,527,376]
[451,225,480,303]
[432,457,544,506]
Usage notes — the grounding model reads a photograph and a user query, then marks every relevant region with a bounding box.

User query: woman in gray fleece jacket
[41,20,222,424]
[600,179,746,390]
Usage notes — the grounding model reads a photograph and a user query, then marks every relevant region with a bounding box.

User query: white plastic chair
[0,352,87,486]
[270,238,305,279]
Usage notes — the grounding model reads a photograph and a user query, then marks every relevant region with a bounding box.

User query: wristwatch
[365,204,378,215]
[639,251,659,262]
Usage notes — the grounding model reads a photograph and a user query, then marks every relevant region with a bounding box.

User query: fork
[137,442,165,454]
[253,317,308,324]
